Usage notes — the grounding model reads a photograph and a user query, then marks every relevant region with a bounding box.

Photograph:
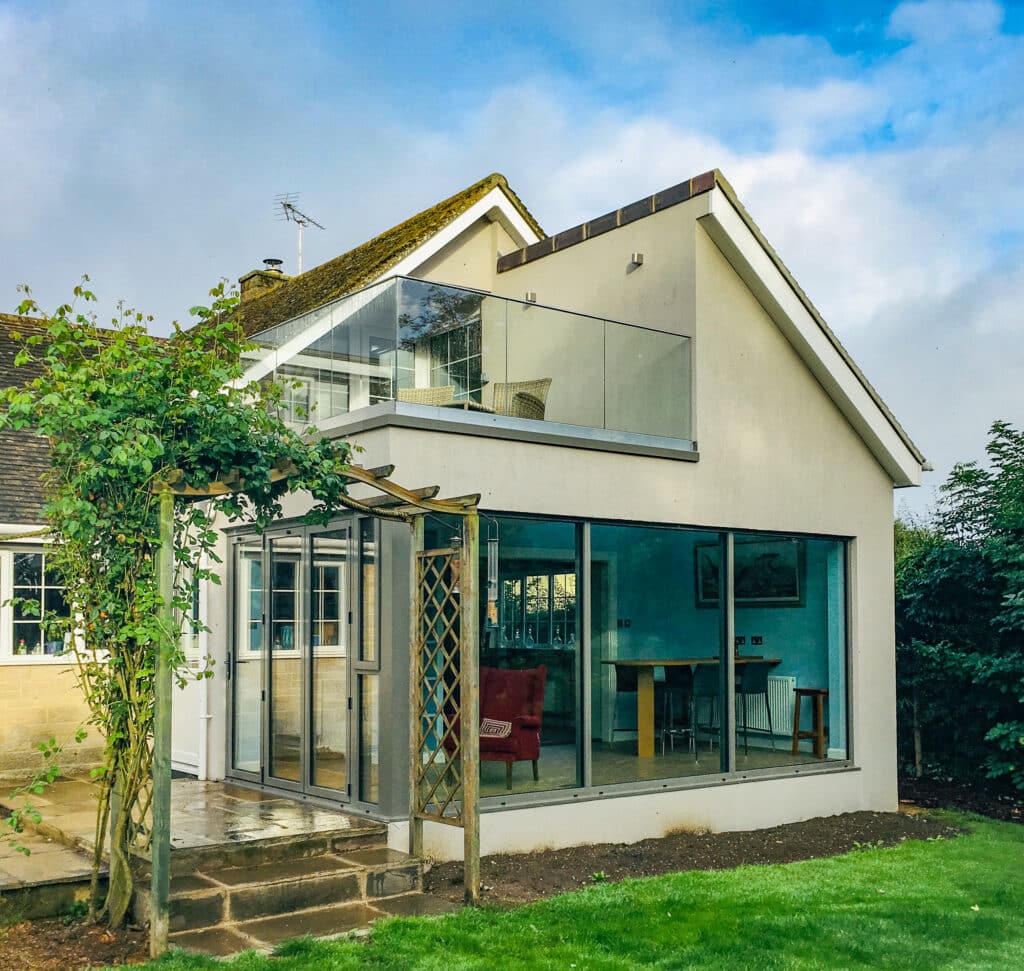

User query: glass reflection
[269,536,302,783]
[478,517,579,796]
[233,539,263,773]
[312,531,349,791]
[728,533,847,768]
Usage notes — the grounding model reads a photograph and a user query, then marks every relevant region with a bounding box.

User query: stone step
[166,826,386,875]
[155,848,423,933]
[169,893,461,957]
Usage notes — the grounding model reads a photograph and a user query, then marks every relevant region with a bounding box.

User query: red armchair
[480,665,547,790]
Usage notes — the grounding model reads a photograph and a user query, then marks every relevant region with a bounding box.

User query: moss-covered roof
[234,173,543,338]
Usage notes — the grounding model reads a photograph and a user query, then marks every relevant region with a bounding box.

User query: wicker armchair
[492,378,552,421]
[397,385,456,406]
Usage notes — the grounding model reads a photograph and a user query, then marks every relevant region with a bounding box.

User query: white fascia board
[700,187,923,488]
[385,187,541,280]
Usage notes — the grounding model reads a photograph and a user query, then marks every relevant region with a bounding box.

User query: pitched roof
[234,173,543,337]
[0,314,51,524]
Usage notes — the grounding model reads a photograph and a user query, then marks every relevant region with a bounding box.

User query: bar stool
[792,687,828,758]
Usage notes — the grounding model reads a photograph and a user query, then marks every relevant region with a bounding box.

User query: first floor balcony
[243,277,693,450]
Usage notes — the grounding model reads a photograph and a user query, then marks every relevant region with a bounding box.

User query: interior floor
[255,739,829,800]
[481,739,830,797]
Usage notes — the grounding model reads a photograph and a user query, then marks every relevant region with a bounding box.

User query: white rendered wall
[397,769,868,861]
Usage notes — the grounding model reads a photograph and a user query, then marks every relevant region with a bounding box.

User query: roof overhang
[699,177,926,488]
[383,185,543,280]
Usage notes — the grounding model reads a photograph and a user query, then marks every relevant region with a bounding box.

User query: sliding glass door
[267,534,304,788]
[229,521,379,803]
[310,530,350,793]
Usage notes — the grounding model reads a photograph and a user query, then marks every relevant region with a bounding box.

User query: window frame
[0,546,74,665]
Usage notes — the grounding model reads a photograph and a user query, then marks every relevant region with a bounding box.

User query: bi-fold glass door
[229,525,359,801]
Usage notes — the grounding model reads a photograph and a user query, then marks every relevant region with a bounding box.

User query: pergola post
[150,486,173,958]
[460,512,480,905]
[408,516,425,860]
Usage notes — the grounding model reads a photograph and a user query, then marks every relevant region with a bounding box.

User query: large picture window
[459,515,850,801]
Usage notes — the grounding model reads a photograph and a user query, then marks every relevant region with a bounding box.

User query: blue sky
[1,0,1023,515]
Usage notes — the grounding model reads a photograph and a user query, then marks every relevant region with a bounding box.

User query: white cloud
[0,0,1021,512]
[888,0,1004,44]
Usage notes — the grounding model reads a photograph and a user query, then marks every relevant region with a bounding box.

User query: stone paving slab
[0,832,94,889]
[1,776,383,857]
[169,926,257,957]
[336,846,414,868]
[237,901,384,945]
[202,854,357,887]
[375,891,461,917]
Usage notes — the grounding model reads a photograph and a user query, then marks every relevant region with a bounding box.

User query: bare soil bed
[423,809,963,905]
[0,917,147,971]
[899,776,1023,824]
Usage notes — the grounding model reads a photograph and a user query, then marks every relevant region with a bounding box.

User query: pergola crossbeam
[362,485,440,509]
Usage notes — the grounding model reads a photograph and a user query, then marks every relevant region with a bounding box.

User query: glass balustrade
[244,277,693,443]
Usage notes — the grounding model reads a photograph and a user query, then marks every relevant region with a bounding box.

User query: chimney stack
[239,258,289,302]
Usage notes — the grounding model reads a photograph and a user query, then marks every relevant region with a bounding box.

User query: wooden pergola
[150,463,482,956]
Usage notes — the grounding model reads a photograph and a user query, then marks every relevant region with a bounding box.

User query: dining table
[602,657,782,758]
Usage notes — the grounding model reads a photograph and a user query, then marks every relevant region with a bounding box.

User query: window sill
[0,655,82,666]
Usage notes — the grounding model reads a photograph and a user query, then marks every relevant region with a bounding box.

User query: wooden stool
[792,688,828,758]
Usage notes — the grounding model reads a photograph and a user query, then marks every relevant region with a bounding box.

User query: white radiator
[742,675,796,735]
[695,675,796,738]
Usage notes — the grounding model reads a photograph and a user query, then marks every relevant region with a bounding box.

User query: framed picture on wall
[695,538,805,608]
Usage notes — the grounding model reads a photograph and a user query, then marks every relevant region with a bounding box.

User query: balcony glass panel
[246,277,693,443]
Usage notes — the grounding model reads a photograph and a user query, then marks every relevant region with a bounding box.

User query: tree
[0,280,355,925]
[895,421,1024,790]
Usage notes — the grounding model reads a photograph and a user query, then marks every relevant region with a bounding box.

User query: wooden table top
[601,657,782,666]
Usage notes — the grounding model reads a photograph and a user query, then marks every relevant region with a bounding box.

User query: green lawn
[144,815,1024,971]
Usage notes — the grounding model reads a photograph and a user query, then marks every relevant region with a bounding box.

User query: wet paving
[0,830,94,893]
[1,777,460,955]
[1,777,381,856]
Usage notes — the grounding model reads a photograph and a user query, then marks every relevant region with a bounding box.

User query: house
[3,169,926,862]
[171,169,926,860]
[0,314,104,777]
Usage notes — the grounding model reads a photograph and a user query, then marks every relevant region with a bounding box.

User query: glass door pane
[471,516,580,796]
[730,533,848,768]
[311,530,350,793]
[268,535,303,784]
[232,538,263,775]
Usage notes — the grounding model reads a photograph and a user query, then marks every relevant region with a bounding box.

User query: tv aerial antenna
[275,193,325,274]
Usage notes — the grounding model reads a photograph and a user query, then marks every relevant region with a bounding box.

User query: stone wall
[0,664,104,778]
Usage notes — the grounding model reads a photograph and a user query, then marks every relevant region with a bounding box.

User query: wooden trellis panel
[412,548,465,823]
[409,514,480,904]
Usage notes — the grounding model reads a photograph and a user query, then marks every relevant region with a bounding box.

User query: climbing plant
[0,279,354,925]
